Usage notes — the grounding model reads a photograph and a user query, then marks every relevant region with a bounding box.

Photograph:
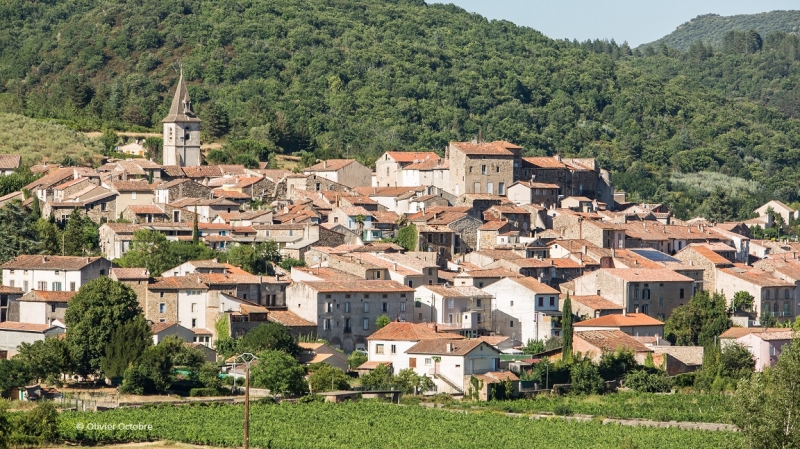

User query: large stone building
[447,141,520,196]
[162,71,202,167]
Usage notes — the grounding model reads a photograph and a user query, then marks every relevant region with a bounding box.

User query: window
[8,281,13,288]
[70,282,76,291]
[408,280,413,288]
[439,233,445,243]
[191,303,197,312]
[487,182,494,194]
[785,289,790,299]
[549,296,555,306]
[774,302,779,314]
[447,299,455,309]
[765,290,770,300]
[363,303,369,313]
[390,344,397,354]
[38,281,47,291]
[159,303,166,314]
[375,343,384,354]
[363,318,369,330]
[510,320,514,328]
[345,302,350,313]
[400,302,406,312]
[51,304,57,313]
[160,292,165,298]
[131,192,137,200]
[425,358,432,366]
[477,299,482,307]
[23,281,28,292]
[642,288,650,300]
[324,319,331,330]
[634,288,639,300]
[784,302,791,316]
[498,182,505,195]
[538,297,543,307]
[376,271,381,279]
[510,300,514,307]
[191,318,197,328]
[659,297,664,307]
[448,313,454,324]
[679,288,685,299]
[641,304,649,315]
[428,268,433,275]
[382,302,388,312]
[481,165,487,175]
[327,302,333,313]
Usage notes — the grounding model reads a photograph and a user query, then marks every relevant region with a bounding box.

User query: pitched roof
[162,72,201,123]
[683,245,732,266]
[0,154,21,170]
[267,310,316,327]
[384,151,440,163]
[300,280,414,293]
[304,159,356,172]
[212,189,252,199]
[111,267,150,280]
[508,277,561,294]
[421,285,492,298]
[126,205,166,215]
[600,268,694,283]
[406,339,490,356]
[150,322,178,334]
[569,295,624,311]
[651,346,704,366]
[450,141,514,156]
[368,322,464,341]
[509,180,560,189]
[574,330,652,353]
[2,255,106,271]
[719,327,788,339]
[574,313,664,328]
[182,166,223,178]
[0,322,61,332]
[18,290,77,303]
[112,180,154,192]
[149,276,209,290]
[522,156,567,169]
[479,220,509,231]
[160,165,185,177]
[719,265,795,287]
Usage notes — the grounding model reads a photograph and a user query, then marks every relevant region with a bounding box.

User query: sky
[428,0,800,47]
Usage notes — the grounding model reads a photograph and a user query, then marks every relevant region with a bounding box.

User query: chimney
[635,306,639,313]
[446,342,453,353]
[623,308,627,316]
[582,245,588,255]
[611,247,616,258]
[323,161,327,169]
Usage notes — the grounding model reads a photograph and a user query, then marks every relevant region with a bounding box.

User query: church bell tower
[162,70,201,166]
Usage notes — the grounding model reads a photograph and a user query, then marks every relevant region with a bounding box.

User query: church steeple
[162,69,200,124]
[162,68,202,166]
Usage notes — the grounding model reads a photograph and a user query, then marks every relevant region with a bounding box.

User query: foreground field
[467,392,734,423]
[57,401,742,449]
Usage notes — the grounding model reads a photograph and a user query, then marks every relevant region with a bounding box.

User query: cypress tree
[562,292,573,364]
[192,207,199,245]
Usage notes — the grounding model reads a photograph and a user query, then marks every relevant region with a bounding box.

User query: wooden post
[244,362,250,449]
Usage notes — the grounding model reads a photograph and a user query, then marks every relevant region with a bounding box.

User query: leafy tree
[251,350,308,396]
[718,342,756,381]
[0,201,40,265]
[522,339,545,355]
[376,314,390,329]
[393,368,434,394]
[120,336,196,394]
[0,358,31,396]
[307,363,350,393]
[116,229,215,275]
[238,322,299,357]
[569,359,603,395]
[732,337,800,449]
[35,217,60,255]
[203,103,230,139]
[598,349,638,381]
[192,209,199,245]
[279,257,305,271]
[98,128,118,154]
[347,351,367,370]
[732,291,755,313]
[359,363,394,390]
[394,224,417,251]
[760,308,778,328]
[15,337,72,384]
[562,293,573,364]
[100,315,152,379]
[624,369,673,393]
[664,291,731,346]
[9,401,58,446]
[64,277,143,376]
[62,208,98,256]
[199,362,223,391]
[143,137,163,163]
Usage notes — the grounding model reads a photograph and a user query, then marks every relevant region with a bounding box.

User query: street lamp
[235,353,258,449]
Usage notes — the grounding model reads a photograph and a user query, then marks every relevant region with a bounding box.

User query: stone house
[24,167,74,203]
[483,205,532,234]
[366,321,463,373]
[413,285,493,338]
[303,159,372,188]
[573,268,695,321]
[447,141,520,196]
[0,154,21,175]
[573,330,653,364]
[121,204,169,224]
[0,322,65,353]
[573,311,665,337]
[166,197,239,223]
[405,339,502,395]
[286,280,414,352]
[15,290,76,325]
[416,225,455,267]
[715,265,796,323]
[564,295,624,319]
[375,151,441,187]
[154,179,212,204]
[674,244,734,293]
[0,286,24,322]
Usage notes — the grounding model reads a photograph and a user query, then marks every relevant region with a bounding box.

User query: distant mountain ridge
[641,10,800,51]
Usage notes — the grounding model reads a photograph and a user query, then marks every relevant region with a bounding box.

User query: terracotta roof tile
[600,268,694,283]
[112,180,153,192]
[304,159,356,171]
[575,330,652,354]
[183,166,223,178]
[522,156,567,169]
[450,142,514,156]
[150,322,178,334]
[406,339,490,356]
[0,154,21,170]
[301,280,413,293]
[384,152,441,163]
[368,322,464,341]
[126,205,166,214]
[2,255,107,271]
[574,313,664,328]
[18,290,77,303]
[111,268,150,280]
[719,265,795,287]
[508,277,560,294]
[268,310,316,327]
[569,295,623,311]
[212,189,252,199]
[0,322,60,332]
[719,327,787,339]
[421,285,492,298]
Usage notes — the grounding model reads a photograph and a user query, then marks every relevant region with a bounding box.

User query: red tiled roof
[111,267,150,280]
[301,280,414,293]
[508,277,560,294]
[683,245,733,266]
[575,330,652,354]
[719,327,786,339]
[385,152,440,163]
[150,322,178,334]
[149,276,209,290]
[600,268,694,283]
[479,220,509,231]
[18,290,77,303]
[212,189,251,199]
[569,295,623,311]
[0,322,60,332]
[127,205,166,215]
[719,265,795,287]
[522,156,567,169]
[304,159,356,171]
[450,141,515,156]
[112,180,153,192]
[0,154,21,170]
[2,255,106,271]
[183,166,223,178]
[268,310,316,327]
[368,322,464,341]
[406,339,490,356]
[510,180,560,189]
[574,313,664,328]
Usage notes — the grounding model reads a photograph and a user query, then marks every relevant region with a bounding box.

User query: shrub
[624,370,673,393]
[189,388,224,397]
[553,403,573,416]
[399,395,422,406]
[673,372,696,388]
[297,394,325,404]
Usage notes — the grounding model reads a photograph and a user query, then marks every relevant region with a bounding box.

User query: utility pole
[236,353,258,449]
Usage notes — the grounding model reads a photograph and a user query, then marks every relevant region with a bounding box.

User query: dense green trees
[250,349,308,396]
[115,229,216,275]
[64,277,143,376]
[307,363,350,393]
[238,322,300,357]
[663,291,731,346]
[100,315,152,379]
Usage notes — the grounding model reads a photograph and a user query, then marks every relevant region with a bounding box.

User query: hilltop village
[0,74,796,399]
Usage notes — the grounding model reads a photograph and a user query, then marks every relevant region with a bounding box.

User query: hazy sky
[428,0,799,46]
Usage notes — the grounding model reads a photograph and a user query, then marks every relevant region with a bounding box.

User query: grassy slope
[0,113,103,165]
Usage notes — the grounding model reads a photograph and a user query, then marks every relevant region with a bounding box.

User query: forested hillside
[641,11,800,51]
[3,0,800,220]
